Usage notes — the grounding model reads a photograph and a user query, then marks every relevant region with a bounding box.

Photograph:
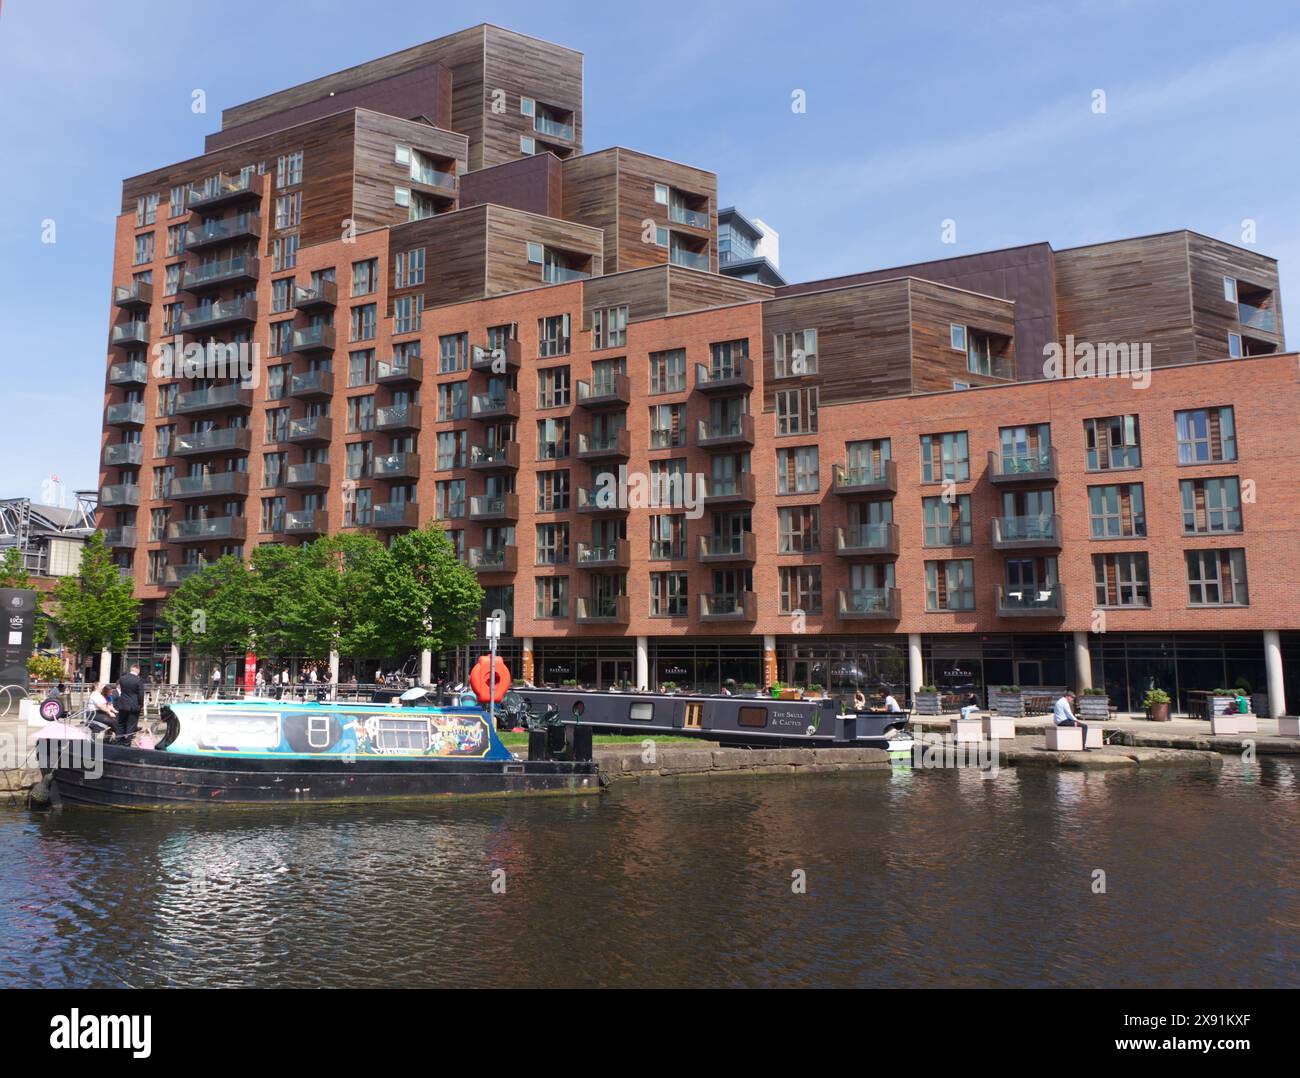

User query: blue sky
[1,0,1297,506]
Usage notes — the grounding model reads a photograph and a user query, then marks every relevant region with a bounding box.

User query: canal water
[1,760,1296,988]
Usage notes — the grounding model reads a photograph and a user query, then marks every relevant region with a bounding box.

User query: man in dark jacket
[115,663,145,743]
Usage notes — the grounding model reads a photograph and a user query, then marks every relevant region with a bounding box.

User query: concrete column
[169,643,180,686]
[99,647,112,683]
[420,649,432,686]
[1264,630,1287,719]
[521,638,535,684]
[635,636,649,691]
[1073,631,1093,693]
[762,634,778,688]
[908,633,923,699]
[329,649,340,697]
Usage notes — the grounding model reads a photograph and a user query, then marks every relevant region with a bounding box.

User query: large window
[778,505,820,553]
[920,432,969,483]
[923,495,972,546]
[535,577,569,618]
[1176,406,1236,464]
[1186,549,1248,606]
[775,387,818,436]
[592,305,628,349]
[776,446,819,494]
[1088,483,1146,538]
[1181,477,1242,534]
[779,566,822,615]
[773,329,817,377]
[1094,553,1151,608]
[1084,415,1141,470]
[650,572,689,616]
[925,560,975,611]
[649,349,686,394]
[538,314,571,357]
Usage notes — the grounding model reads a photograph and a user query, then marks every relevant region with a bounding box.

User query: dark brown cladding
[459,153,564,218]
[205,64,453,152]
[218,24,582,171]
[777,242,1056,381]
[580,264,773,330]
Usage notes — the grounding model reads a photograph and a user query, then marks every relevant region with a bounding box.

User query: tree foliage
[0,547,30,589]
[48,532,140,657]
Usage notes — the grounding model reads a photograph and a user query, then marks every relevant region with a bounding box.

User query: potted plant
[561,678,581,690]
[741,682,759,697]
[1077,686,1110,721]
[913,685,943,716]
[991,685,1025,718]
[805,683,824,699]
[1143,688,1171,722]
[661,681,678,694]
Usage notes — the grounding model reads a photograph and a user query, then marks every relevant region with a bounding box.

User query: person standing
[210,664,222,698]
[116,663,145,743]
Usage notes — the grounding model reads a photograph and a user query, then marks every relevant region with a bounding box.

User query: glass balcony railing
[168,472,249,499]
[179,297,257,330]
[411,165,457,191]
[699,592,756,620]
[989,447,1058,482]
[288,415,330,443]
[100,484,141,507]
[542,263,589,284]
[186,214,260,249]
[1238,301,1276,333]
[284,510,326,534]
[373,452,420,479]
[670,247,709,271]
[838,587,900,618]
[103,442,144,466]
[108,360,149,386]
[292,324,335,352]
[174,428,251,455]
[836,523,899,555]
[187,171,259,209]
[166,516,245,542]
[992,514,1061,546]
[111,321,150,346]
[534,114,574,140]
[102,526,137,548]
[183,255,257,289]
[105,402,146,426]
[997,584,1065,615]
[176,383,252,413]
[669,204,710,229]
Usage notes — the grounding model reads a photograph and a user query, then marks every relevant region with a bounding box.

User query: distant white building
[717,207,786,286]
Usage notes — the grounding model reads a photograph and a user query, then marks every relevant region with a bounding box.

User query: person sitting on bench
[959,693,980,721]
[1052,690,1090,750]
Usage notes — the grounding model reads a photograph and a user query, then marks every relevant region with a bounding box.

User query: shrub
[1082,687,1107,696]
[28,654,64,682]
[919,685,938,693]
[1143,688,1171,706]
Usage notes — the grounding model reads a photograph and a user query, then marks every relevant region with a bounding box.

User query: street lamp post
[485,615,502,729]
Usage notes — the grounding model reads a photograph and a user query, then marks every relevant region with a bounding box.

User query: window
[262,452,287,489]
[775,387,818,435]
[164,263,181,296]
[650,572,689,616]
[394,187,410,208]
[274,191,301,229]
[346,395,375,433]
[654,183,669,205]
[537,417,570,460]
[520,135,535,155]
[923,495,972,546]
[776,446,819,494]
[265,407,290,443]
[135,193,159,226]
[393,294,423,334]
[1094,553,1151,608]
[535,577,569,618]
[271,277,292,314]
[437,382,468,421]
[520,96,535,117]
[537,470,570,512]
[649,514,687,560]
[276,151,303,188]
[348,350,376,387]
[1088,484,1146,538]
[435,480,466,520]
[949,324,966,352]
[133,233,154,266]
[1223,276,1237,303]
[649,403,685,449]
[149,509,167,543]
[266,364,289,401]
[1181,477,1242,534]
[1085,415,1141,470]
[269,321,293,357]
[1175,406,1236,464]
[778,506,820,553]
[779,566,822,614]
[156,383,177,418]
[535,523,569,566]
[920,432,969,483]
[1228,332,1243,358]
[154,425,173,459]
[538,314,571,357]
[261,497,286,534]
[272,234,299,271]
[166,224,186,257]
[649,349,686,394]
[773,329,818,377]
[436,431,466,471]
[1186,549,1248,606]
[169,185,186,217]
[438,332,468,373]
[395,248,426,288]
[352,259,378,297]
[925,560,975,611]
[592,305,628,349]
[351,304,377,342]
[344,486,373,527]
[538,366,571,409]
[346,441,373,480]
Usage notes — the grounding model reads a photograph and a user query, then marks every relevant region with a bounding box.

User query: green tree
[0,546,30,589]
[48,532,139,661]
[374,525,483,658]
[160,555,255,658]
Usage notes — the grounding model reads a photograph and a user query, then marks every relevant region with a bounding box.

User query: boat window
[308,715,332,749]
[628,702,654,722]
[199,711,281,750]
[573,700,585,719]
[737,706,768,729]
[374,717,430,752]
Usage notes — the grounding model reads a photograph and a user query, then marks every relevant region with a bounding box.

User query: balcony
[996,583,1066,617]
[292,281,338,310]
[377,356,423,385]
[372,502,419,530]
[698,533,757,564]
[576,374,631,408]
[576,595,629,625]
[166,516,247,545]
[701,473,756,506]
[576,429,631,462]
[695,361,753,393]
[284,509,326,536]
[161,563,208,588]
[293,324,335,353]
[649,428,686,450]
[670,247,710,272]
[469,546,518,573]
[175,383,253,415]
[185,214,261,251]
[173,428,252,456]
[289,370,334,400]
[835,523,900,558]
[837,587,901,620]
[179,297,258,332]
[373,452,420,480]
[113,282,153,309]
[533,113,575,141]
[698,592,757,622]
[542,263,589,284]
[991,514,1062,551]
[286,462,330,490]
[168,472,250,500]
[988,447,1058,485]
[832,460,898,496]
[1238,301,1276,333]
[375,403,421,433]
[696,414,754,449]
[187,171,261,211]
[470,391,520,420]
[669,204,711,230]
[100,484,140,508]
[576,539,631,570]
[469,493,519,522]
[105,402,146,427]
[287,415,331,446]
[471,340,521,372]
[576,486,627,514]
[183,255,259,293]
[102,526,137,548]
[410,164,459,194]
[469,443,519,471]
[108,360,149,387]
[103,442,144,467]
[111,320,150,347]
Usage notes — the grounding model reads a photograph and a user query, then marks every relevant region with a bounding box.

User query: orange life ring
[469,655,512,704]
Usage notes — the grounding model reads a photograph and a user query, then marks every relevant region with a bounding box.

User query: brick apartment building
[98,23,1300,714]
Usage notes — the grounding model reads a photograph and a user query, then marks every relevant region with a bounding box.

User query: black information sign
[0,588,39,690]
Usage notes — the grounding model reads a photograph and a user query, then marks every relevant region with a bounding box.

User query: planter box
[1147,702,1171,722]
[991,692,1025,718]
[1278,716,1300,738]
[950,718,982,743]
[1203,694,1238,721]
[913,692,943,716]
[1250,693,1271,719]
[983,716,1016,740]
[1077,695,1110,721]
[1046,725,1102,751]
[1212,714,1258,735]
[778,689,802,701]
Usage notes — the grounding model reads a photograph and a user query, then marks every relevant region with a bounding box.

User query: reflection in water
[0,759,1297,988]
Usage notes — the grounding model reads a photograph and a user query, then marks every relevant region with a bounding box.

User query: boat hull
[44,742,602,810]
